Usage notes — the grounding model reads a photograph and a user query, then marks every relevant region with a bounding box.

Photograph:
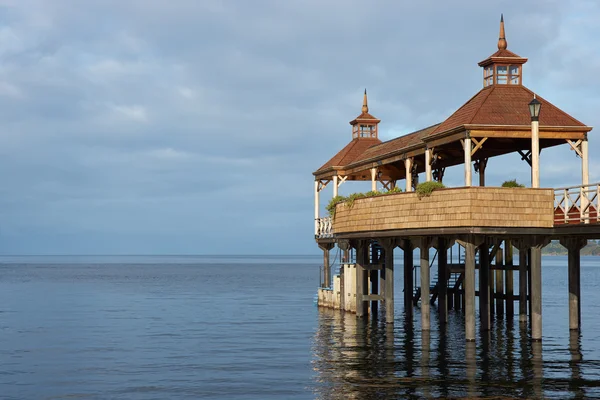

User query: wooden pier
[313,16,600,342]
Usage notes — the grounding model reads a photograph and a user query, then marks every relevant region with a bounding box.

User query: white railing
[315,217,333,238]
[554,183,599,225]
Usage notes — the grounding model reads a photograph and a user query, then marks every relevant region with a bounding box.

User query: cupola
[349,89,381,139]
[478,15,528,87]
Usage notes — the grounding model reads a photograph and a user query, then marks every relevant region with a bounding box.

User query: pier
[313,16,600,342]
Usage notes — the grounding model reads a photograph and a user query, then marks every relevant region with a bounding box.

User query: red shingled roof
[315,138,381,173]
[429,85,586,136]
[352,124,440,163]
[350,111,380,124]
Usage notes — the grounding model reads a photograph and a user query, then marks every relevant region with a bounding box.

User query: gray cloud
[0,0,597,254]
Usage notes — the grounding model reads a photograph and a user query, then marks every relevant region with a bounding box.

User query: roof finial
[498,14,507,50]
[362,89,368,113]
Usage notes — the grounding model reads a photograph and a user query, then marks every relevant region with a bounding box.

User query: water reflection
[312,309,600,399]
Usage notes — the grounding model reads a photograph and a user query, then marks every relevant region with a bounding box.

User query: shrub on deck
[415,181,445,199]
[326,187,403,217]
[501,179,525,188]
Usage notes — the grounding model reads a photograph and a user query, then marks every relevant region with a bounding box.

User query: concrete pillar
[425,149,432,182]
[438,238,448,325]
[405,158,413,192]
[403,241,414,313]
[385,245,394,323]
[464,138,472,186]
[370,167,377,191]
[370,268,379,317]
[531,246,542,340]
[314,180,319,236]
[420,240,431,331]
[465,241,476,341]
[479,243,491,331]
[319,243,334,288]
[505,241,514,317]
[562,238,587,331]
[495,247,504,315]
[531,120,540,188]
[519,248,528,323]
[333,175,338,197]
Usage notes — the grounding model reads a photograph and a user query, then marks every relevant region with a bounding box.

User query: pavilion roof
[427,85,586,138]
[314,137,381,174]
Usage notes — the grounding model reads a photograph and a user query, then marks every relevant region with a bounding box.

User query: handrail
[553,181,600,191]
[554,183,599,225]
[315,216,333,238]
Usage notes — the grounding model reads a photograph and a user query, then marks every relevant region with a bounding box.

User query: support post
[356,243,367,318]
[405,158,413,192]
[531,245,543,341]
[465,241,476,341]
[531,119,540,188]
[420,239,431,331]
[438,238,448,325]
[479,243,490,331]
[318,243,334,288]
[582,139,589,223]
[425,149,432,182]
[519,247,528,323]
[561,238,587,331]
[381,240,395,323]
[314,180,319,236]
[477,158,487,187]
[495,247,504,315]
[370,168,377,192]
[464,137,472,186]
[402,240,414,315]
[506,240,514,317]
[333,175,338,198]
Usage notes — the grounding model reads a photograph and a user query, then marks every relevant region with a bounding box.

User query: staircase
[413,244,467,305]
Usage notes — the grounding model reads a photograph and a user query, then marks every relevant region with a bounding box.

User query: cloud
[0,0,597,254]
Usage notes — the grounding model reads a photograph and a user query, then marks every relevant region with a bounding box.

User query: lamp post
[529,96,542,188]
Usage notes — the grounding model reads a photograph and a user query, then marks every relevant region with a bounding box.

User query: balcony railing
[316,217,333,239]
[554,183,599,225]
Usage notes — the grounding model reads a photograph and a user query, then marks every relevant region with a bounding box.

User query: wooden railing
[554,183,599,225]
[316,217,333,238]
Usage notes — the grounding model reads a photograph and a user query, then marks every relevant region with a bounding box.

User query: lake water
[1,255,600,399]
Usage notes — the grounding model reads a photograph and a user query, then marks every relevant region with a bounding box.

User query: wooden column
[405,158,413,192]
[528,249,533,321]
[464,137,472,186]
[561,238,587,331]
[519,247,528,323]
[531,119,540,188]
[505,240,514,317]
[531,245,543,341]
[465,241,476,341]
[314,180,319,236]
[318,243,334,288]
[355,243,368,318]
[332,175,338,197]
[479,243,491,331]
[478,159,487,187]
[495,247,504,315]
[438,238,448,325]
[582,139,589,223]
[420,239,431,331]
[380,239,396,323]
[425,149,432,182]
[370,167,377,191]
[402,240,414,313]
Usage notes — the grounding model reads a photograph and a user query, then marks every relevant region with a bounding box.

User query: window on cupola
[509,65,520,84]
[484,66,494,87]
[497,66,508,84]
[360,125,375,138]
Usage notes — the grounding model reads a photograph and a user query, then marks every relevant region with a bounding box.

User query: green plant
[344,192,366,208]
[415,181,445,198]
[386,186,402,194]
[326,195,347,216]
[501,179,525,188]
[365,190,380,197]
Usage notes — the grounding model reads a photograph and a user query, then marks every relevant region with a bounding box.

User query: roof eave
[478,56,528,67]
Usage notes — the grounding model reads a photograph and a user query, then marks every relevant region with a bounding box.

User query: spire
[362,89,368,113]
[498,14,507,50]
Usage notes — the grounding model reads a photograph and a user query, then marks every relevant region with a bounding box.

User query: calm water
[1,255,600,399]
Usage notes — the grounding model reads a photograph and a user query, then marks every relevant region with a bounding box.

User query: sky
[0,0,599,255]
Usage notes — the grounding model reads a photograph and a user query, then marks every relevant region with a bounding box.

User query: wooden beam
[566,139,583,157]
[471,137,488,156]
